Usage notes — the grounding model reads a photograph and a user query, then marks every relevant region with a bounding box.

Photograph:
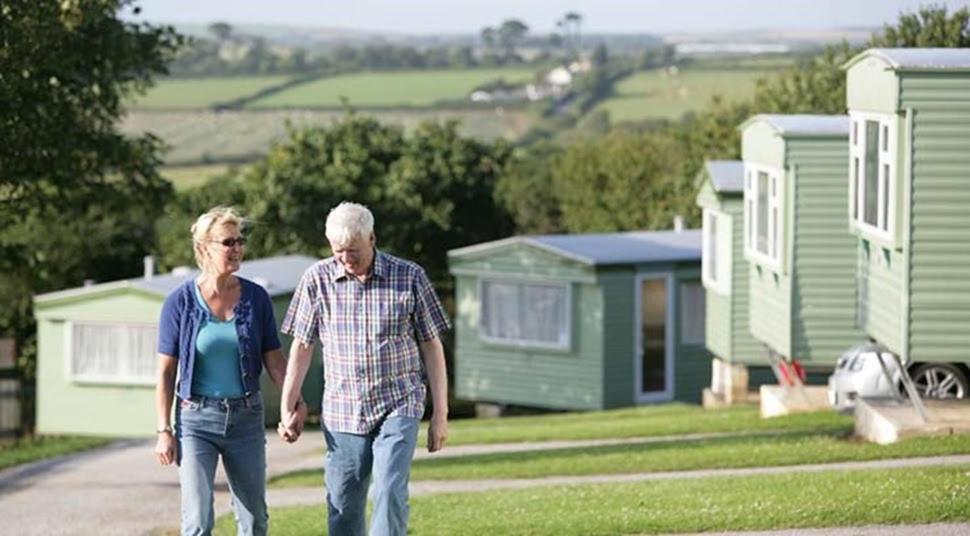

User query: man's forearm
[281,341,314,413]
[419,337,448,417]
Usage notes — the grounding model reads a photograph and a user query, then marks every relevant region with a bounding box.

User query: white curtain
[482,281,567,346]
[72,323,158,383]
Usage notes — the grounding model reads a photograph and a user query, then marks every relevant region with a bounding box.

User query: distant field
[594,67,774,122]
[123,109,535,165]
[247,68,538,108]
[160,164,244,191]
[129,75,292,109]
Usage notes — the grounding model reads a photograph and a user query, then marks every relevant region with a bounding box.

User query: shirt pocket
[377,292,413,339]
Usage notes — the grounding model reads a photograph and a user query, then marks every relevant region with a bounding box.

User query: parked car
[827,342,970,413]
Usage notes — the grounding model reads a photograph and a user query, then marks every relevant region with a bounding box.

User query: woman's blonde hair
[190,206,245,270]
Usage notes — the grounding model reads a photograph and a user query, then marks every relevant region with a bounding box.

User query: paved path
[1,431,968,535]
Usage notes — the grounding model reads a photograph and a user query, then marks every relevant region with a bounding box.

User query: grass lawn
[160,164,245,191]
[122,109,533,165]
[246,68,537,108]
[270,432,970,487]
[417,404,852,446]
[129,75,292,109]
[594,67,770,122]
[0,435,112,471]
[226,465,970,535]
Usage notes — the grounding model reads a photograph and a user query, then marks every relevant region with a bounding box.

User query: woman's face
[203,224,245,275]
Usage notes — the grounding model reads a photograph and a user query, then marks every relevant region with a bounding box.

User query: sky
[127,0,970,35]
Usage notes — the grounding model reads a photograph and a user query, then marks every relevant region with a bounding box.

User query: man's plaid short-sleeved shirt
[281,250,450,434]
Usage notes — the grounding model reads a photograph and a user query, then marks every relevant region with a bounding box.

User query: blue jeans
[324,416,420,536]
[176,392,268,536]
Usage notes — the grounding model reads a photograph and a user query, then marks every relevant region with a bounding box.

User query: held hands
[426,414,448,453]
[278,400,308,443]
[155,431,176,465]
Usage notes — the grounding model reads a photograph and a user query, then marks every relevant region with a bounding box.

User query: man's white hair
[325,201,374,246]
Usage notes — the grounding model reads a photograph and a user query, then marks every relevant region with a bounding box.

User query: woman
[154,206,304,535]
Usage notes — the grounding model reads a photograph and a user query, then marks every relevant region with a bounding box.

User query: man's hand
[426,414,448,453]
[278,400,307,443]
[155,432,176,465]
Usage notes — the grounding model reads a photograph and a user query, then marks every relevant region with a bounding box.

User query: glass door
[638,276,671,400]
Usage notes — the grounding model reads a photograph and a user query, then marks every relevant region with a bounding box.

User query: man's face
[330,233,375,277]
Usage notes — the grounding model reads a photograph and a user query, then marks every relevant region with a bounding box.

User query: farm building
[740,114,865,367]
[843,47,970,396]
[32,255,322,437]
[695,160,773,403]
[448,229,710,410]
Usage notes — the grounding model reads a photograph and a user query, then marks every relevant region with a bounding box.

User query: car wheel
[909,363,969,399]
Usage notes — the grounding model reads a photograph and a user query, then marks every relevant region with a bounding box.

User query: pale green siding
[749,263,792,356]
[789,139,865,363]
[846,55,899,113]
[705,290,732,359]
[744,122,793,357]
[742,122,786,169]
[601,268,636,407]
[902,72,970,362]
[35,287,322,437]
[857,241,905,354]
[36,292,161,436]
[695,181,720,210]
[450,242,594,282]
[453,274,605,409]
[728,196,767,365]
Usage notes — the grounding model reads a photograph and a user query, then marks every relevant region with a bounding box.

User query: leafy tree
[754,5,969,114]
[385,121,513,282]
[241,116,404,259]
[497,19,529,59]
[0,0,180,379]
[495,142,566,234]
[872,5,970,47]
[207,21,232,41]
[553,132,684,233]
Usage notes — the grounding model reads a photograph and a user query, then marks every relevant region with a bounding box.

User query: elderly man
[279,201,450,536]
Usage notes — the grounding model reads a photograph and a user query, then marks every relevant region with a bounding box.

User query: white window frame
[743,162,785,271]
[478,278,572,350]
[849,111,897,244]
[66,320,158,386]
[679,281,706,345]
[701,209,732,295]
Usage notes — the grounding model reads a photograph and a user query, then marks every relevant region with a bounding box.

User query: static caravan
[843,47,970,397]
[696,160,773,404]
[740,114,865,370]
[33,255,322,437]
[448,230,710,411]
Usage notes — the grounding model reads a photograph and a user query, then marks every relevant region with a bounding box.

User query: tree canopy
[0,0,180,375]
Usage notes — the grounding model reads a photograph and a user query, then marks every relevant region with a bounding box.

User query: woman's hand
[155,431,176,465]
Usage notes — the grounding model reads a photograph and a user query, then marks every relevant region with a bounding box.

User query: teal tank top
[190,282,245,398]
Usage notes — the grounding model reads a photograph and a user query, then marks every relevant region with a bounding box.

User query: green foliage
[872,4,970,47]
[495,143,566,235]
[384,122,514,282]
[0,0,179,381]
[506,5,970,238]
[554,131,683,232]
[156,115,513,286]
[754,5,969,114]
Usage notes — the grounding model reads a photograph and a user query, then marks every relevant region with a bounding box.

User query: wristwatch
[156,425,173,435]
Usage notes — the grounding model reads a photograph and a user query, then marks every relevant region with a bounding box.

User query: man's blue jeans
[324,416,420,536]
[176,393,268,536]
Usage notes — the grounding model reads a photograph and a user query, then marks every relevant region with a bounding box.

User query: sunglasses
[211,237,247,248]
